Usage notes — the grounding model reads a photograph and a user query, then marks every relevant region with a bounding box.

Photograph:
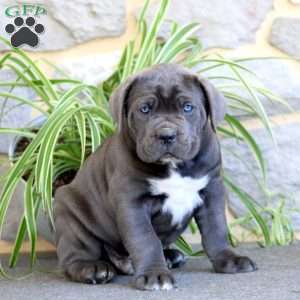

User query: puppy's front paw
[213,250,258,274]
[134,270,175,291]
[66,260,116,284]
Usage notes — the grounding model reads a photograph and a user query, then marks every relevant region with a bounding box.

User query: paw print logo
[5,17,45,48]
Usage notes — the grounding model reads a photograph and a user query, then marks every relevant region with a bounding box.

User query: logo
[4,4,46,48]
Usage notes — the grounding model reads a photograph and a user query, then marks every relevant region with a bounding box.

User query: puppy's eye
[183,102,194,113]
[140,104,151,114]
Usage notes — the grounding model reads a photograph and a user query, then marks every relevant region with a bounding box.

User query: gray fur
[54,63,256,290]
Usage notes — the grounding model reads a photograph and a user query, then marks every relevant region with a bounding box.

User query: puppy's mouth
[137,133,198,164]
[158,153,182,165]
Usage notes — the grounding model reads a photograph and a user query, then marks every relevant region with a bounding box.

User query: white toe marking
[149,170,210,225]
[151,283,160,290]
[161,282,173,290]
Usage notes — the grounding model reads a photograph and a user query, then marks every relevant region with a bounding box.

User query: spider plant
[0,0,294,275]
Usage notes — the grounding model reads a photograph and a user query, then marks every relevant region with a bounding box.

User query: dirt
[14,136,77,194]
[52,169,77,192]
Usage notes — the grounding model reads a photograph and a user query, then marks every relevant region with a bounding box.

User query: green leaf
[175,236,193,255]
[224,175,271,246]
[133,0,170,72]
[121,41,135,81]
[0,128,36,138]
[86,113,101,152]
[74,111,87,165]
[224,115,266,182]
[8,217,27,268]
[154,22,201,63]
[24,176,37,267]
[0,92,48,115]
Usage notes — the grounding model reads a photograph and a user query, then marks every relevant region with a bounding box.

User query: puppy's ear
[109,75,138,132]
[196,77,226,132]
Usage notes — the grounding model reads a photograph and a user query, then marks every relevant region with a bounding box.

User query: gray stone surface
[0,69,36,154]
[270,17,300,59]
[195,58,300,115]
[1,243,300,300]
[139,0,273,50]
[0,0,126,52]
[54,52,120,85]
[222,122,300,229]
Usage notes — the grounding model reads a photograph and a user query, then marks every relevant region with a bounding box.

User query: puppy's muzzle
[155,127,177,145]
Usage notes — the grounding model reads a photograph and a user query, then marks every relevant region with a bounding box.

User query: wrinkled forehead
[128,72,200,101]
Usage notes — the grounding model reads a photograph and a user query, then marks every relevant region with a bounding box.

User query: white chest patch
[148,170,210,226]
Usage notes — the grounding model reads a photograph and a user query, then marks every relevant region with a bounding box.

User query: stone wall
[0,0,300,240]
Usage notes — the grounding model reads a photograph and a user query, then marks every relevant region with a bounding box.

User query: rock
[240,60,300,113]
[222,121,300,230]
[270,17,300,59]
[54,52,121,85]
[138,0,273,50]
[0,69,36,154]
[194,58,300,115]
[0,0,126,52]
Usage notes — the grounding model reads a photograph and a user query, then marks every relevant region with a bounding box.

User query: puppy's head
[110,64,226,164]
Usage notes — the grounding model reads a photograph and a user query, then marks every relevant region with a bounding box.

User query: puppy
[54,64,257,290]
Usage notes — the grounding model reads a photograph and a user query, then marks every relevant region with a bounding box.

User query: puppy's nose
[157,128,177,145]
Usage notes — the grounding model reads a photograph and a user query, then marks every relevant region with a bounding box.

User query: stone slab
[223,122,300,230]
[270,17,300,59]
[0,0,126,52]
[138,0,273,50]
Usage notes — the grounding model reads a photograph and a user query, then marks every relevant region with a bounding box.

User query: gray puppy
[54,64,257,291]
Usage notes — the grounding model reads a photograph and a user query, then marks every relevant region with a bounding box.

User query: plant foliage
[0,0,294,275]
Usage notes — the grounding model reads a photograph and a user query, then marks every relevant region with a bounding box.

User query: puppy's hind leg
[54,186,116,284]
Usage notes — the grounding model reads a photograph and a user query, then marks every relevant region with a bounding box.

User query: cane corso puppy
[54,63,257,290]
